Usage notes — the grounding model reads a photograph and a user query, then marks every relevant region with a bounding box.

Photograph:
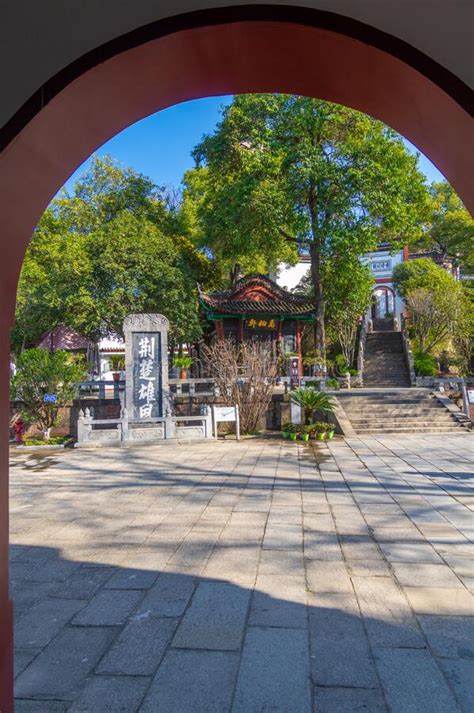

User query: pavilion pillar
[215,320,225,342]
[296,321,303,376]
[239,318,244,343]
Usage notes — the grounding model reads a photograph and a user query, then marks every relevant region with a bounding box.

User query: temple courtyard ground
[9,432,474,712]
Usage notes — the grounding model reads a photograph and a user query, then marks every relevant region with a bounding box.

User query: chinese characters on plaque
[132,332,162,419]
[245,318,277,330]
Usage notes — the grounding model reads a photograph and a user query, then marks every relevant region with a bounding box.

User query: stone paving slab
[9,432,474,712]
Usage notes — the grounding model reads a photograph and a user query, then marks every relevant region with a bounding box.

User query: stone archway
[1,8,472,709]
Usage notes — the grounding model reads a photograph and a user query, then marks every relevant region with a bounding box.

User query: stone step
[347,408,456,416]
[365,380,408,389]
[356,427,464,434]
[350,419,459,429]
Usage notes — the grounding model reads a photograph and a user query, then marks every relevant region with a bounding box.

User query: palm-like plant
[290,387,335,425]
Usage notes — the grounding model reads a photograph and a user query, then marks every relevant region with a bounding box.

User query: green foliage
[173,356,193,370]
[23,436,70,446]
[11,349,86,432]
[334,354,358,376]
[290,387,335,424]
[393,258,456,299]
[417,181,474,274]
[413,352,437,377]
[325,377,339,390]
[109,354,125,371]
[393,257,471,363]
[188,94,430,353]
[324,258,374,366]
[13,156,211,352]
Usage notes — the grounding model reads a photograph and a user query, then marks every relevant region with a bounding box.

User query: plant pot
[180,368,188,380]
[316,432,326,441]
[112,371,121,382]
[289,432,297,441]
[327,429,335,440]
[282,431,290,439]
[301,433,310,442]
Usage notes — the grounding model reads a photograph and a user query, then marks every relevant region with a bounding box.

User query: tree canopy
[184,94,430,357]
[392,257,456,299]
[13,156,212,353]
[417,181,474,274]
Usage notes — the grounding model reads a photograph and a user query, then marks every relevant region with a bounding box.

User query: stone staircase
[363,331,410,388]
[335,390,469,435]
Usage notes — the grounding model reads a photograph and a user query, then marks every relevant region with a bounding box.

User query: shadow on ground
[11,543,472,713]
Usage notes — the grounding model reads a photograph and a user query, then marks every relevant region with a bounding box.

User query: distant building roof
[36,325,91,351]
[98,334,125,352]
[200,274,315,318]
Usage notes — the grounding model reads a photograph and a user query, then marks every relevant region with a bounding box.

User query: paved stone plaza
[9,433,474,712]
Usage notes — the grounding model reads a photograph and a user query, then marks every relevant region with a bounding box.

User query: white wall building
[275,245,409,331]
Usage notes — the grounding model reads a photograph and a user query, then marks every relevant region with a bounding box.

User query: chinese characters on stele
[137,336,157,418]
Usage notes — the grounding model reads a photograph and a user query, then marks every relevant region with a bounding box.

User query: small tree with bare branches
[202,339,278,433]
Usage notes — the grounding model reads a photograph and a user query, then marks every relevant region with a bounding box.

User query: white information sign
[213,405,240,440]
[467,389,474,405]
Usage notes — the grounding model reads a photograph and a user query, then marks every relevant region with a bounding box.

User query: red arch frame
[0,10,472,709]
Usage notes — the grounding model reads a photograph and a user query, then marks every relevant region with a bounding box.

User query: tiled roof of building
[36,325,91,351]
[200,274,315,317]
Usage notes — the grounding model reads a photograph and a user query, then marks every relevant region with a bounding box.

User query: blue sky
[64,95,445,192]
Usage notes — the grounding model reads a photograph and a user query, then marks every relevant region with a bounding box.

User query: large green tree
[417,181,474,274]
[186,95,430,357]
[13,157,211,352]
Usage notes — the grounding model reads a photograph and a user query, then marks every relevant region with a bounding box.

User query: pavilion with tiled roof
[199,274,315,369]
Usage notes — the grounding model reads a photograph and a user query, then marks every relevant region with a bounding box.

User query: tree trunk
[310,242,325,360]
[229,263,241,287]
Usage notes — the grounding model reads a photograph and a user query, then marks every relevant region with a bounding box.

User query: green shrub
[334,354,358,376]
[414,352,437,376]
[290,387,335,425]
[325,377,339,390]
[173,356,193,369]
[109,354,125,371]
[11,348,86,436]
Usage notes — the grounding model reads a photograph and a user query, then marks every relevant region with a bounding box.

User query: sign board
[467,389,474,405]
[245,318,277,330]
[132,332,162,419]
[213,405,240,440]
[43,393,57,403]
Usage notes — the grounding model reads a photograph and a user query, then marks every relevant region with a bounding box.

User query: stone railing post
[357,323,367,387]
[120,407,129,442]
[77,407,94,444]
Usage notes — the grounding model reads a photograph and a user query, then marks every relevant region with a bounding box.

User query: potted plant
[314,421,328,440]
[173,355,193,380]
[306,423,317,439]
[290,387,335,426]
[300,425,310,442]
[326,424,335,440]
[282,422,292,439]
[283,423,298,441]
[109,354,125,382]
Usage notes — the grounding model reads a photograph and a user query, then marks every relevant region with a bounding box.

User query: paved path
[10,433,474,712]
